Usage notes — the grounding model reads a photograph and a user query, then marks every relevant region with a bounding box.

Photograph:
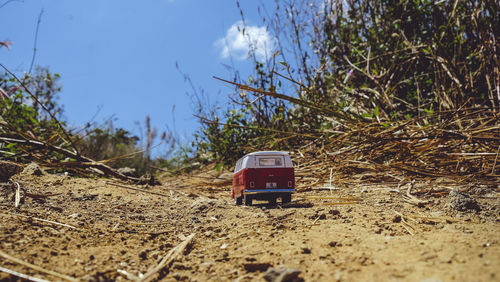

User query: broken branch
[138,233,195,282]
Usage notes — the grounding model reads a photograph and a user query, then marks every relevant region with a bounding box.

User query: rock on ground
[0,160,23,182]
[447,189,481,212]
[264,266,302,282]
[21,162,44,176]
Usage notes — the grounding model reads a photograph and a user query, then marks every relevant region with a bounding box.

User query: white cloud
[215,21,275,61]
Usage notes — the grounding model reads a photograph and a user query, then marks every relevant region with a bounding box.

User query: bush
[193,0,500,165]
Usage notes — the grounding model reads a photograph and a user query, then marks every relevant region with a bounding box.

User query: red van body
[232,151,295,206]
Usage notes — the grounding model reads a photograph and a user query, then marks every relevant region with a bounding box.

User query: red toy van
[232,151,295,206]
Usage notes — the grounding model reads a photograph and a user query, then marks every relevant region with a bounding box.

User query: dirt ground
[0,166,499,281]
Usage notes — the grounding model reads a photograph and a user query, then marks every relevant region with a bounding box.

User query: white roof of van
[234,151,293,172]
[245,151,290,156]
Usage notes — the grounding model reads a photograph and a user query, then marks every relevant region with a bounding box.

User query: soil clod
[447,190,481,212]
[264,266,302,282]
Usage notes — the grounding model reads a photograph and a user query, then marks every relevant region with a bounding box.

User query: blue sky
[0,0,275,152]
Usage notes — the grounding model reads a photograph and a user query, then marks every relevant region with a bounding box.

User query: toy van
[232,151,295,206]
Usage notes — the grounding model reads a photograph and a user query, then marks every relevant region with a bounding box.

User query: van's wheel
[235,196,242,205]
[282,194,291,204]
[244,195,253,206]
[269,197,277,206]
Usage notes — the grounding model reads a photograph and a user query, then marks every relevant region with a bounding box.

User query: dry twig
[0,266,49,282]
[0,136,145,183]
[0,250,77,281]
[0,212,79,230]
[13,181,20,208]
[138,233,195,282]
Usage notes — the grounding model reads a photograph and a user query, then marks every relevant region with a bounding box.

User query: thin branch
[0,0,23,9]
[213,76,360,121]
[138,233,195,282]
[0,266,49,282]
[272,70,304,87]
[492,145,500,175]
[0,212,79,230]
[0,136,146,183]
[98,141,163,164]
[29,8,44,74]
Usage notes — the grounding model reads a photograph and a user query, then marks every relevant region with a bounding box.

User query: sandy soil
[0,168,499,281]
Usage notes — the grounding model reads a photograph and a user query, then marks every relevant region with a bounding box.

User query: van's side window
[235,159,242,172]
[258,157,283,167]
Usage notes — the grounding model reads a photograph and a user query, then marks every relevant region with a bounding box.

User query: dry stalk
[0,265,49,282]
[310,215,321,226]
[138,233,195,282]
[14,181,20,208]
[0,212,79,230]
[0,250,77,281]
[314,186,342,191]
[0,136,145,183]
[401,222,415,236]
[492,145,500,175]
[213,76,358,121]
[393,210,417,235]
[403,180,430,207]
[111,223,120,232]
[98,142,163,164]
[117,269,139,280]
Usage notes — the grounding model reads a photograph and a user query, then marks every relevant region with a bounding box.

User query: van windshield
[258,157,283,167]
